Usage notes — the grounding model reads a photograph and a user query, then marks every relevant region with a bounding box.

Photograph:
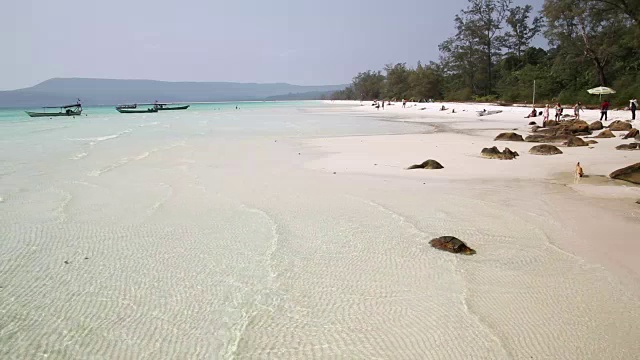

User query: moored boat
[153,103,190,111]
[25,103,82,117]
[116,106,158,113]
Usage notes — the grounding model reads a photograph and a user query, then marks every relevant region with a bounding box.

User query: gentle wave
[68,129,132,142]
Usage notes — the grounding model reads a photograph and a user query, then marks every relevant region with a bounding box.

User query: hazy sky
[1,0,545,90]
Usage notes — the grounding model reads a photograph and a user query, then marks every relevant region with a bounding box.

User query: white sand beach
[1,101,639,358]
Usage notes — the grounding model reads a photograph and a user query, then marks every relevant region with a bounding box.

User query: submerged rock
[529,144,563,155]
[494,132,524,142]
[608,120,632,131]
[429,236,476,255]
[564,136,588,147]
[616,143,640,151]
[480,146,519,160]
[589,121,603,131]
[623,128,639,139]
[407,159,444,170]
[610,162,640,184]
[595,129,616,138]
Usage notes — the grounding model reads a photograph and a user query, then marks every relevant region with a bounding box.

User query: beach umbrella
[587,86,616,100]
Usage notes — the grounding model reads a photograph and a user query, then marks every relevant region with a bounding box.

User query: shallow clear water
[1,102,639,359]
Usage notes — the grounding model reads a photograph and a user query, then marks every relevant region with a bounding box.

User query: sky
[1,0,545,90]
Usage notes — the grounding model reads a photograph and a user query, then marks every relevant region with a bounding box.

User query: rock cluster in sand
[608,120,632,131]
[481,146,519,160]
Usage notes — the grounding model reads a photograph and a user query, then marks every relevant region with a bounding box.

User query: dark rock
[616,143,640,151]
[528,121,537,126]
[586,140,598,144]
[429,236,476,255]
[636,200,640,204]
[525,135,547,142]
[333,172,336,174]
[566,120,590,134]
[494,132,524,142]
[564,136,588,147]
[529,144,563,155]
[595,129,616,138]
[544,120,559,127]
[64,260,70,265]
[623,128,639,139]
[480,146,519,160]
[608,120,632,131]
[407,159,444,170]
[610,162,640,184]
[589,121,603,131]
[531,125,540,132]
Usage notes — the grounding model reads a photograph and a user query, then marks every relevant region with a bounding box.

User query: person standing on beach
[555,103,563,121]
[543,104,550,122]
[382,101,385,110]
[600,99,610,121]
[631,97,637,120]
[574,102,583,120]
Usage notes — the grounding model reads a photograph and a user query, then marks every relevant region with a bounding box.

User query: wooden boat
[116,104,138,110]
[116,107,158,114]
[25,103,82,117]
[153,103,190,111]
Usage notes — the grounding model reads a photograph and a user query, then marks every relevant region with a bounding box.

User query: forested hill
[332,0,640,106]
[0,78,347,107]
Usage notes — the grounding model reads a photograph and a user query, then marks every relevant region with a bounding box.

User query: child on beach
[543,104,550,121]
[574,102,583,120]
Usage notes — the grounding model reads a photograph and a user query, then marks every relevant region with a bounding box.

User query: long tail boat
[25,103,82,117]
[153,102,190,111]
[116,105,158,114]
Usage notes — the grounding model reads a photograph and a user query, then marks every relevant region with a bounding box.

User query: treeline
[332,0,640,106]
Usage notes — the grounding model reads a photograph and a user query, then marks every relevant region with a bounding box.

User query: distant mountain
[0,78,347,107]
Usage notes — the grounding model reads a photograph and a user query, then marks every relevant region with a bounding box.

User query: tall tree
[544,0,627,85]
[383,63,411,99]
[502,5,544,58]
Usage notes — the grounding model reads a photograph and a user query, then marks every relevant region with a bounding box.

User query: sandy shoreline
[309,100,640,282]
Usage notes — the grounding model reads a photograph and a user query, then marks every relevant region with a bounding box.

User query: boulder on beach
[608,120,632,131]
[609,162,640,184]
[528,121,537,126]
[544,120,559,127]
[623,128,639,139]
[429,236,476,255]
[494,132,524,142]
[589,121,603,131]
[481,146,519,160]
[564,136,588,147]
[586,140,598,144]
[566,120,590,134]
[407,159,444,170]
[529,144,563,155]
[616,143,640,151]
[595,129,616,138]
[525,134,547,142]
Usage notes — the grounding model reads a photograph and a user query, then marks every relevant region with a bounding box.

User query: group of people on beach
[525,97,637,122]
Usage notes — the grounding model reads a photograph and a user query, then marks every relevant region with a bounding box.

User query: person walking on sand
[600,99,610,121]
[543,104,550,122]
[631,97,637,120]
[574,102,583,120]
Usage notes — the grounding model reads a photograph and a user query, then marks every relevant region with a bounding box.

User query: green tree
[502,5,544,58]
[383,63,411,99]
[351,71,386,100]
